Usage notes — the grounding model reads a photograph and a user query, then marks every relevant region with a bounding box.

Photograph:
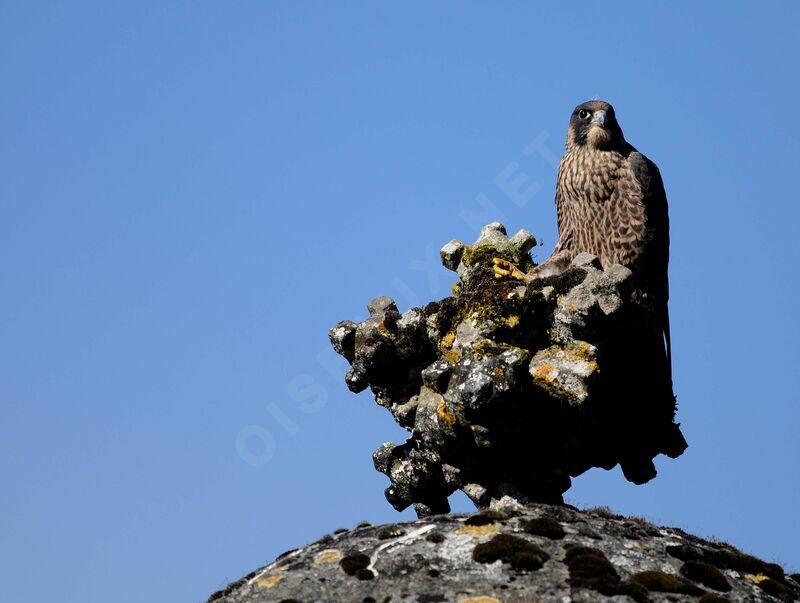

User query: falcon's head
[567,100,624,151]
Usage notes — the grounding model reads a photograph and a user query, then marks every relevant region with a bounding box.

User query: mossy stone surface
[473,533,550,571]
[680,560,731,592]
[330,222,686,515]
[523,517,566,540]
[207,503,800,603]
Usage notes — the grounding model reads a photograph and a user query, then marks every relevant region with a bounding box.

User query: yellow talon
[492,257,529,281]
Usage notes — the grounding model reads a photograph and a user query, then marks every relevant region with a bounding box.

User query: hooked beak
[591,110,607,126]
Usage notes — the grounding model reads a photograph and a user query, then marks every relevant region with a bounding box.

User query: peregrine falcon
[494,100,671,372]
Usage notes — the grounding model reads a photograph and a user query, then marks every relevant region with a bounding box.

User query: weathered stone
[344,367,368,393]
[462,483,489,507]
[328,320,357,362]
[420,359,452,393]
[207,504,799,603]
[393,397,419,428]
[371,442,396,474]
[331,223,684,515]
[440,239,466,271]
[530,341,599,405]
[571,251,602,269]
[509,228,537,253]
[367,295,399,316]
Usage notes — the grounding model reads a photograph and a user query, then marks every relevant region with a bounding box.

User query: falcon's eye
[578,109,591,120]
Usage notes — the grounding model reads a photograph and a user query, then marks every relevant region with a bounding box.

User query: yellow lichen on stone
[530,341,599,405]
[568,340,596,360]
[460,597,503,603]
[534,363,558,383]
[564,342,599,372]
[256,574,284,589]
[457,524,499,537]
[443,348,461,363]
[437,401,456,428]
[492,367,504,377]
[505,315,519,328]
[314,549,342,565]
[470,338,490,356]
[440,332,461,363]
[745,573,769,584]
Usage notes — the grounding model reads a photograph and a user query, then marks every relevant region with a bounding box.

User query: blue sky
[1,2,798,602]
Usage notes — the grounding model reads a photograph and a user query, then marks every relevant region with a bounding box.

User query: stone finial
[329,223,685,515]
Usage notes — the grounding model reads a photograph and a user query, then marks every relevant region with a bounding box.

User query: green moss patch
[355,568,375,580]
[465,510,506,526]
[666,543,785,583]
[629,570,704,595]
[564,546,620,589]
[460,243,533,273]
[472,533,550,571]
[523,517,566,540]
[680,561,731,592]
[340,553,370,576]
[564,546,649,603]
[757,577,794,601]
